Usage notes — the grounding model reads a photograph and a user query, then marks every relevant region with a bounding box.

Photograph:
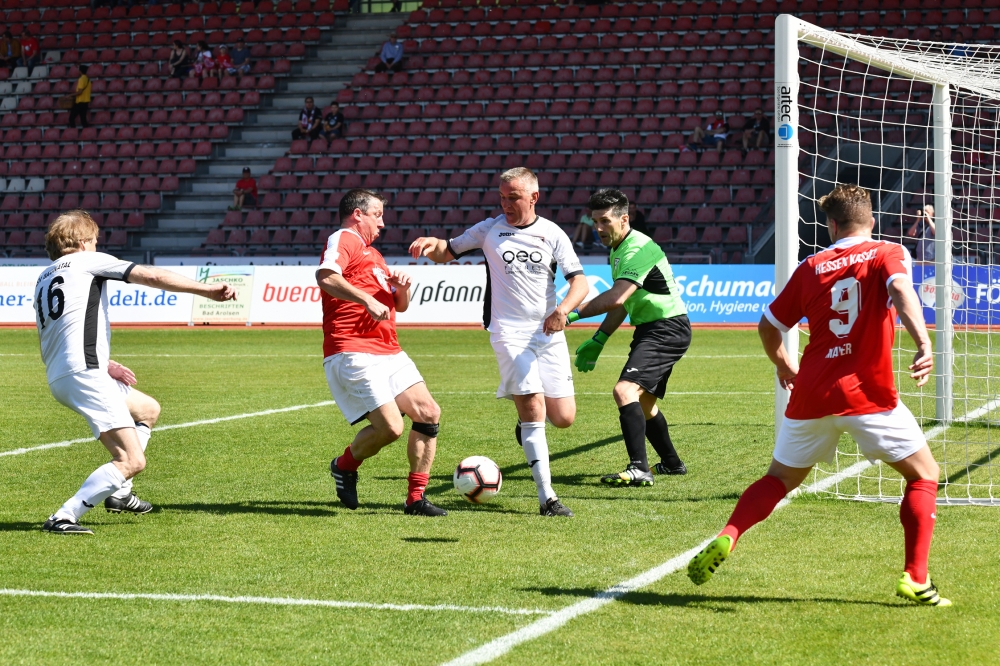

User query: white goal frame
[773,15,1000,505]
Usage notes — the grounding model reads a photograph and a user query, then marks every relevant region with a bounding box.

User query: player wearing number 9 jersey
[35,210,236,535]
[688,185,951,607]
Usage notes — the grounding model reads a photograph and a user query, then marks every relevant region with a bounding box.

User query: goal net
[775,15,1000,505]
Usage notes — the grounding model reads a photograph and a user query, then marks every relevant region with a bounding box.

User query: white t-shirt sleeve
[550,226,584,279]
[448,217,495,258]
[84,252,136,282]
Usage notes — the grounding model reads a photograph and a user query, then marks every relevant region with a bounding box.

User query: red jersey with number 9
[764,236,913,420]
[318,228,400,357]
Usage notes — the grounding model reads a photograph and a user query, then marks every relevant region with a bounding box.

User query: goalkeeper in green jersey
[566,189,692,486]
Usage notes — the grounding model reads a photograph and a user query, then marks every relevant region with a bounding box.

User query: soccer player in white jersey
[409,167,590,517]
[36,211,236,534]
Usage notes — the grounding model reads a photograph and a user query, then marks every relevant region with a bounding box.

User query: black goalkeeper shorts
[618,315,692,399]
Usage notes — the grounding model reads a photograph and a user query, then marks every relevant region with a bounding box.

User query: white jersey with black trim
[448,214,584,333]
[34,251,136,384]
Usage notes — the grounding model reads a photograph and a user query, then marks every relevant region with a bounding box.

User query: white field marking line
[0,353,767,359]
[436,391,771,396]
[441,409,983,666]
[0,401,336,458]
[0,589,551,616]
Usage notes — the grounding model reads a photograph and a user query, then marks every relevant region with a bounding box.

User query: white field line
[436,391,771,396]
[0,353,766,359]
[0,401,336,458]
[441,409,984,666]
[0,589,551,616]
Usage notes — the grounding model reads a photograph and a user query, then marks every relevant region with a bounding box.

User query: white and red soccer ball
[453,456,502,503]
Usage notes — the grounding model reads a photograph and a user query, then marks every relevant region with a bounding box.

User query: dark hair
[305,97,314,103]
[79,64,90,75]
[173,40,184,48]
[339,188,386,221]
[198,41,209,50]
[588,188,629,218]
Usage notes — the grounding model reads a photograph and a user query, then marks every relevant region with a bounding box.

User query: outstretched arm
[408,237,454,264]
[543,273,589,334]
[574,279,638,320]
[128,265,236,302]
[758,315,799,390]
[596,305,629,338]
[888,276,933,387]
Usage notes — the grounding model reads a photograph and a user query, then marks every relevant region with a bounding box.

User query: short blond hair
[45,210,99,260]
[499,167,538,193]
[818,184,872,231]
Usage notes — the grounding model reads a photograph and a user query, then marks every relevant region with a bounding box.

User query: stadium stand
[0,0,345,257]
[4,1,997,263]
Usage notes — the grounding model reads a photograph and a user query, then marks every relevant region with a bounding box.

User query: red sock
[718,475,788,550]
[336,445,362,472]
[900,478,938,585]
[406,472,429,506]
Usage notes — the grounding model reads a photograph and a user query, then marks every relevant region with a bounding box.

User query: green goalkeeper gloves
[565,309,581,326]
[575,331,609,373]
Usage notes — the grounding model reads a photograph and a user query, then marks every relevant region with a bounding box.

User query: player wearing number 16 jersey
[688,185,950,606]
[36,211,236,534]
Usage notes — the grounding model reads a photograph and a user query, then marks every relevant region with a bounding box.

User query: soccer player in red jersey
[316,188,446,516]
[688,185,950,606]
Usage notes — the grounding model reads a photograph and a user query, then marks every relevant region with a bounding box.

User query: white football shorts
[324,350,424,425]
[490,328,574,400]
[49,368,134,439]
[773,401,926,468]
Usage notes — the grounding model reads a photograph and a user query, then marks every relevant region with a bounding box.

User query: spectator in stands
[0,30,20,70]
[742,109,771,153]
[292,97,323,140]
[230,168,258,212]
[906,204,935,262]
[390,0,403,11]
[68,64,92,129]
[215,46,234,81]
[322,102,345,141]
[349,0,362,14]
[375,34,405,73]
[571,207,595,250]
[629,202,650,236]
[228,38,252,76]
[688,111,729,154]
[17,29,41,72]
[189,41,215,79]
[168,40,191,79]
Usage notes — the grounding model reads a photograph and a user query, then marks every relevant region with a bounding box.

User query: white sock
[520,421,555,504]
[53,462,126,523]
[111,424,150,499]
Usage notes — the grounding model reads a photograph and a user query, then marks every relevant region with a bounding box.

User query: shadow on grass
[401,536,459,543]
[158,500,398,517]
[0,522,41,532]
[524,587,903,610]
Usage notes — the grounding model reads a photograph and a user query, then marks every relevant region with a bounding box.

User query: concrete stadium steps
[139,13,405,256]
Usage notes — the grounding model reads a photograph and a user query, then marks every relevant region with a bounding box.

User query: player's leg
[394,381,446,517]
[644,399,686,476]
[107,386,161,513]
[688,416,838,584]
[601,379,655,486]
[846,406,950,606]
[46,426,145,534]
[512,392,571,517]
[325,353,406,510]
[44,372,142,533]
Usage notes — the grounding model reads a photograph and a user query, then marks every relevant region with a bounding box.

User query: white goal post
[775,15,1000,505]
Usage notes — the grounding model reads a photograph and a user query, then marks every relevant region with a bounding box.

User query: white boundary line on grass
[0,401,336,458]
[442,402,997,666]
[0,589,552,616]
[440,459,874,666]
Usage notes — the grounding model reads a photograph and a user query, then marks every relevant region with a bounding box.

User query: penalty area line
[438,459,891,666]
[0,401,337,459]
[443,402,995,666]
[0,589,551,616]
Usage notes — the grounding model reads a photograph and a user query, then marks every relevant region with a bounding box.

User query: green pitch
[1,328,997,665]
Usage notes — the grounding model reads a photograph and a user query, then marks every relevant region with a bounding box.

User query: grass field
[1,327,998,665]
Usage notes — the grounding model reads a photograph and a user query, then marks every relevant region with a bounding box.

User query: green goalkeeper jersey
[609,229,687,326]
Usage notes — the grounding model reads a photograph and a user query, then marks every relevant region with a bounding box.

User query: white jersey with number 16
[447,215,584,333]
[34,251,136,385]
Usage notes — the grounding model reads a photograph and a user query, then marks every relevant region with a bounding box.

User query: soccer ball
[453,456,502,504]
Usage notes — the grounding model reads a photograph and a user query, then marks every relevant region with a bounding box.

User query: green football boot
[896,572,952,607]
[687,535,733,586]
